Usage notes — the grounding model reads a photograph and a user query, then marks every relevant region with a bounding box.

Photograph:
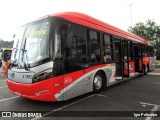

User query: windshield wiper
[23,50,30,71]
[21,37,30,71]
[9,59,17,69]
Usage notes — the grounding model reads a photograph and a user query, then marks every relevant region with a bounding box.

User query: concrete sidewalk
[150,65,160,73]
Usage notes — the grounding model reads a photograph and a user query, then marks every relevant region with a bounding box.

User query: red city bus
[7,12,155,101]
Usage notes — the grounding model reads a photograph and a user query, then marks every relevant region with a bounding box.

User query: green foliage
[0,40,13,48]
[128,19,160,49]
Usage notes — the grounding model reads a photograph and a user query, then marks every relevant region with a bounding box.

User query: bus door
[114,38,123,80]
[138,45,143,73]
[133,43,143,73]
[122,40,129,78]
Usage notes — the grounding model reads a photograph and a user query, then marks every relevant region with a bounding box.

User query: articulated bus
[7,12,155,101]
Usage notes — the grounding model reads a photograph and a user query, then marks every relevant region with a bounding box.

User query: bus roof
[49,12,148,45]
[1,48,12,51]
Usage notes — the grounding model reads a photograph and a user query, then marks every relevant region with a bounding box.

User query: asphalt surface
[0,72,160,120]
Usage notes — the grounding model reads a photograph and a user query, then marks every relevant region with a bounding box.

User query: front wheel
[93,72,103,93]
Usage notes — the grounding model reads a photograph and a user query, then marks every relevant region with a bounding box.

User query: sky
[0,0,160,41]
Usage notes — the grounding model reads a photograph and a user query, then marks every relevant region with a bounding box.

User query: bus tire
[93,72,103,93]
[143,65,147,75]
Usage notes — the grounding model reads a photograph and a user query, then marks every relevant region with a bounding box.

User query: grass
[156,60,160,64]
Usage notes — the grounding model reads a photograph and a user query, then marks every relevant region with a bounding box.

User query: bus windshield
[11,26,25,64]
[22,20,50,64]
[11,19,51,67]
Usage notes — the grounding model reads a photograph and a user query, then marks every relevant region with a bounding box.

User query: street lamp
[128,3,133,28]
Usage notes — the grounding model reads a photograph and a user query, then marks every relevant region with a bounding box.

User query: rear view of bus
[0,48,12,62]
[0,48,12,76]
[7,12,155,102]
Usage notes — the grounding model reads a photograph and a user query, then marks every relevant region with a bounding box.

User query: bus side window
[103,34,112,63]
[143,46,148,56]
[88,30,101,63]
[64,23,87,73]
[148,46,154,57]
[129,41,133,61]
[70,36,86,62]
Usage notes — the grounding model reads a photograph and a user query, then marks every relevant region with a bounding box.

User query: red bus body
[7,12,155,101]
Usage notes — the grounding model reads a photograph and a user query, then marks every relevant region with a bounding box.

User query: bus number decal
[64,77,72,84]
[22,75,32,79]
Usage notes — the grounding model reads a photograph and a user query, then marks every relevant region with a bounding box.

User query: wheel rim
[94,75,102,90]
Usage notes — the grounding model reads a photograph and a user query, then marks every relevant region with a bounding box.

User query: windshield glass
[11,18,51,67]
[22,20,50,64]
[11,26,26,63]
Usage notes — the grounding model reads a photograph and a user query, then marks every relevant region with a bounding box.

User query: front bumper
[7,79,57,102]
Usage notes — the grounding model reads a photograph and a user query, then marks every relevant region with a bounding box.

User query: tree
[128,19,160,50]
[0,39,13,48]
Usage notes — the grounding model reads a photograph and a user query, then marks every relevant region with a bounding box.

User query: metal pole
[128,3,133,28]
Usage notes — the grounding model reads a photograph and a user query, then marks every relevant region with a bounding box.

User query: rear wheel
[93,72,103,93]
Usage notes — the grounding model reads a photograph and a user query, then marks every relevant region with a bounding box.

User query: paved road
[0,74,160,120]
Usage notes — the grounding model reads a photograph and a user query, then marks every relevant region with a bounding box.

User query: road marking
[140,102,159,120]
[140,102,159,107]
[148,73,160,75]
[95,94,107,98]
[154,82,160,85]
[0,86,8,89]
[0,96,19,102]
[31,94,107,120]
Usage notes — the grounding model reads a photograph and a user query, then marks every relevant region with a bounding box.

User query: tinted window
[129,41,133,60]
[70,36,86,59]
[63,23,86,73]
[114,39,121,61]
[88,31,101,63]
[143,46,148,56]
[103,34,113,62]
[148,46,154,57]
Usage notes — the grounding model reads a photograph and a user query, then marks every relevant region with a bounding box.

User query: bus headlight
[32,68,53,83]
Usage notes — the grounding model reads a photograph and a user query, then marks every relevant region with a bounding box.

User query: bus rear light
[35,89,49,96]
